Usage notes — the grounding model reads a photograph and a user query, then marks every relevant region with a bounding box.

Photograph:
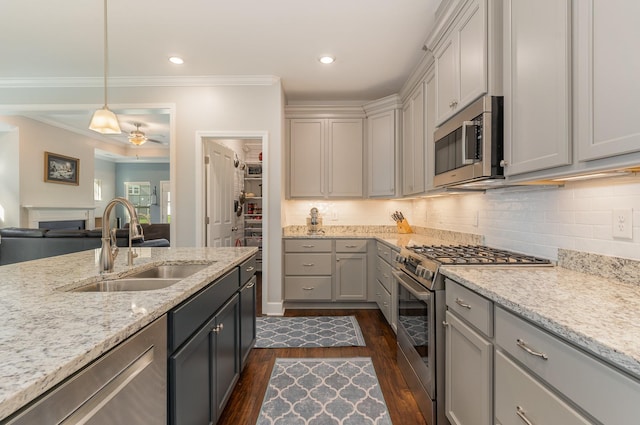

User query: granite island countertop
[0,246,257,421]
[441,265,640,381]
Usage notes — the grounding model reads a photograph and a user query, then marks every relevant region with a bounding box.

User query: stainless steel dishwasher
[3,315,167,425]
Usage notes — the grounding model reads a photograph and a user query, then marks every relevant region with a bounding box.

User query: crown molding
[362,94,402,116]
[399,52,434,102]
[0,75,281,88]
[423,0,467,52]
[284,104,366,119]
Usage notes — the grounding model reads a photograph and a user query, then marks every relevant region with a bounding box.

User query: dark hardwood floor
[217,274,427,425]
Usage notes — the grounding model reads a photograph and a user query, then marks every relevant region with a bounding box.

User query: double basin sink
[70,264,210,292]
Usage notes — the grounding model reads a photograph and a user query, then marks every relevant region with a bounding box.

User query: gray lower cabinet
[335,253,367,301]
[168,267,242,425]
[444,278,494,425]
[374,242,395,327]
[4,316,167,425]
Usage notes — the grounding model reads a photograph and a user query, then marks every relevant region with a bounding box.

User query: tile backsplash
[283,175,640,261]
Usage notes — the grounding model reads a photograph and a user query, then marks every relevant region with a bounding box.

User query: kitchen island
[0,246,257,421]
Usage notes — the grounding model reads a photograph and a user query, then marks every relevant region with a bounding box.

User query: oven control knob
[395,255,407,265]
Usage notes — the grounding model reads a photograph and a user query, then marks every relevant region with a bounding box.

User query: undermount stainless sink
[70,278,182,292]
[68,264,211,292]
[126,264,210,279]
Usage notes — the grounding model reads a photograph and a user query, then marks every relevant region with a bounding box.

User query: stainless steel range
[392,245,551,425]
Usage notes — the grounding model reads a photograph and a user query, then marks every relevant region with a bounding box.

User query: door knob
[231,226,238,231]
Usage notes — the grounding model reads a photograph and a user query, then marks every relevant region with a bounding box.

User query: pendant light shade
[89,0,121,134]
[89,107,121,134]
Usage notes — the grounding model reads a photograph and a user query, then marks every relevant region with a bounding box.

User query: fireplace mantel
[22,205,96,229]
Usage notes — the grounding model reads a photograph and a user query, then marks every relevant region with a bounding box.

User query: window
[94,179,102,201]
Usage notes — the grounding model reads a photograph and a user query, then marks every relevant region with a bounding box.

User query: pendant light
[89,0,121,134]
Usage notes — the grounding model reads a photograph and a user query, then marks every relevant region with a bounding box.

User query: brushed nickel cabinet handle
[345,245,357,248]
[211,323,224,333]
[303,263,314,266]
[516,406,534,425]
[455,298,471,309]
[302,287,314,291]
[302,244,315,248]
[516,339,548,360]
[245,266,255,272]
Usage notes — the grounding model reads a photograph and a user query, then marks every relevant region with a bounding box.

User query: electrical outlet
[612,209,633,239]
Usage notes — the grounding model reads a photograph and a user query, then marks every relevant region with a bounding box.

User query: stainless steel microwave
[433,95,504,188]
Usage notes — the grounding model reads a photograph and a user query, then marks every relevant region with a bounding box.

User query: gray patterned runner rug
[255,316,366,348]
[257,357,392,425]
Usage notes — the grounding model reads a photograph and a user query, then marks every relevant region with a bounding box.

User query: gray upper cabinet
[402,82,426,196]
[502,0,572,176]
[575,0,640,162]
[288,116,364,199]
[432,0,488,126]
[366,106,400,198]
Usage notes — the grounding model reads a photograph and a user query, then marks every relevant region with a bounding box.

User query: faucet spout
[99,197,144,273]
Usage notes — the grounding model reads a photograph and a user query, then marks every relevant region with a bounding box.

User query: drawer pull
[302,287,315,291]
[302,245,315,248]
[516,406,534,425]
[245,266,255,272]
[211,323,224,333]
[383,273,389,278]
[345,245,357,248]
[302,263,315,267]
[516,339,548,360]
[442,321,449,327]
[455,298,472,309]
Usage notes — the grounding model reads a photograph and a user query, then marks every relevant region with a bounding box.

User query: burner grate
[407,245,551,265]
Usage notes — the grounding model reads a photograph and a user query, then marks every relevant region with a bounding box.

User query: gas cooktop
[405,245,552,266]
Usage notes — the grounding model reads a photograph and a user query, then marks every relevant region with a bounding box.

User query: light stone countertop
[0,246,258,421]
[441,265,640,380]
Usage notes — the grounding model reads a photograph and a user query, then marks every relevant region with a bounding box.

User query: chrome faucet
[99,197,144,273]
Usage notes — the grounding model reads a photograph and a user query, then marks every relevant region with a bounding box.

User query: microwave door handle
[461,120,476,165]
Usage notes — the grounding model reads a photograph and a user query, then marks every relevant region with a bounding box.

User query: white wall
[0,126,20,227]
[93,158,116,218]
[411,176,640,261]
[0,116,96,217]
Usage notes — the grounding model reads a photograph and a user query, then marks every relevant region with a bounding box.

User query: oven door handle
[393,270,432,301]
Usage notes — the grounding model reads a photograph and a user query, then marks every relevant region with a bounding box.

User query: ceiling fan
[127,122,165,146]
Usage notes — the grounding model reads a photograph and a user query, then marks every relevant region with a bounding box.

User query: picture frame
[44,152,79,185]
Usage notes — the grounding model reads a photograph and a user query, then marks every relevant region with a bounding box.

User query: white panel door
[435,36,458,125]
[367,111,396,197]
[205,141,234,247]
[458,0,487,108]
[289,119,324,198]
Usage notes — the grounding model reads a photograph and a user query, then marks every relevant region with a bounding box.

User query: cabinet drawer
[375,256,393,293]
[284,253,332,275]
[376,242,393,264]
[239,254,257,284]
[445,278,493,337]
[284,239,332,252]
[169,268,239,352]
[495,307,640,425]
[285,277,332,301]
[335,239,367,253]
[495,351,591,425]
[375,279,391,324]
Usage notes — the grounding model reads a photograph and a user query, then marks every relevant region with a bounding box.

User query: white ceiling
[0,0,441,156]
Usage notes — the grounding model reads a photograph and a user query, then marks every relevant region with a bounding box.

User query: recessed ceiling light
[169,56,184,65]
[319,55,335,64]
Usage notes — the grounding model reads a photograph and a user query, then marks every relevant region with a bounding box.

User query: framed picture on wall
[44,152,79,185]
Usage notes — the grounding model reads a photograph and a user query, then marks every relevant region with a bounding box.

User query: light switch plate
[612,209,633,239]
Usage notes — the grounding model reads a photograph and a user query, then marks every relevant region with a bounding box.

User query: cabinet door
[239,276,256,370]
[327,119,363,197]
[290,119,324,197]
[576,0,640,161]
[368,110,396,197]
[335,253,367,301]
[435,35,458,125]
[503,0,572,176]
[424,73,436,190]
[169,315,216,425]
[445,310,492,425]
[458,0,487,108]
[212,294,240,422]
[402,83,425,196]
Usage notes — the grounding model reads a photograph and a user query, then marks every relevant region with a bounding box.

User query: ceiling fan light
[128,131,148,146]
[89,107,121,134]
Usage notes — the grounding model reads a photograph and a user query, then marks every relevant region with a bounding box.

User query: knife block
[397,218,413,234]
